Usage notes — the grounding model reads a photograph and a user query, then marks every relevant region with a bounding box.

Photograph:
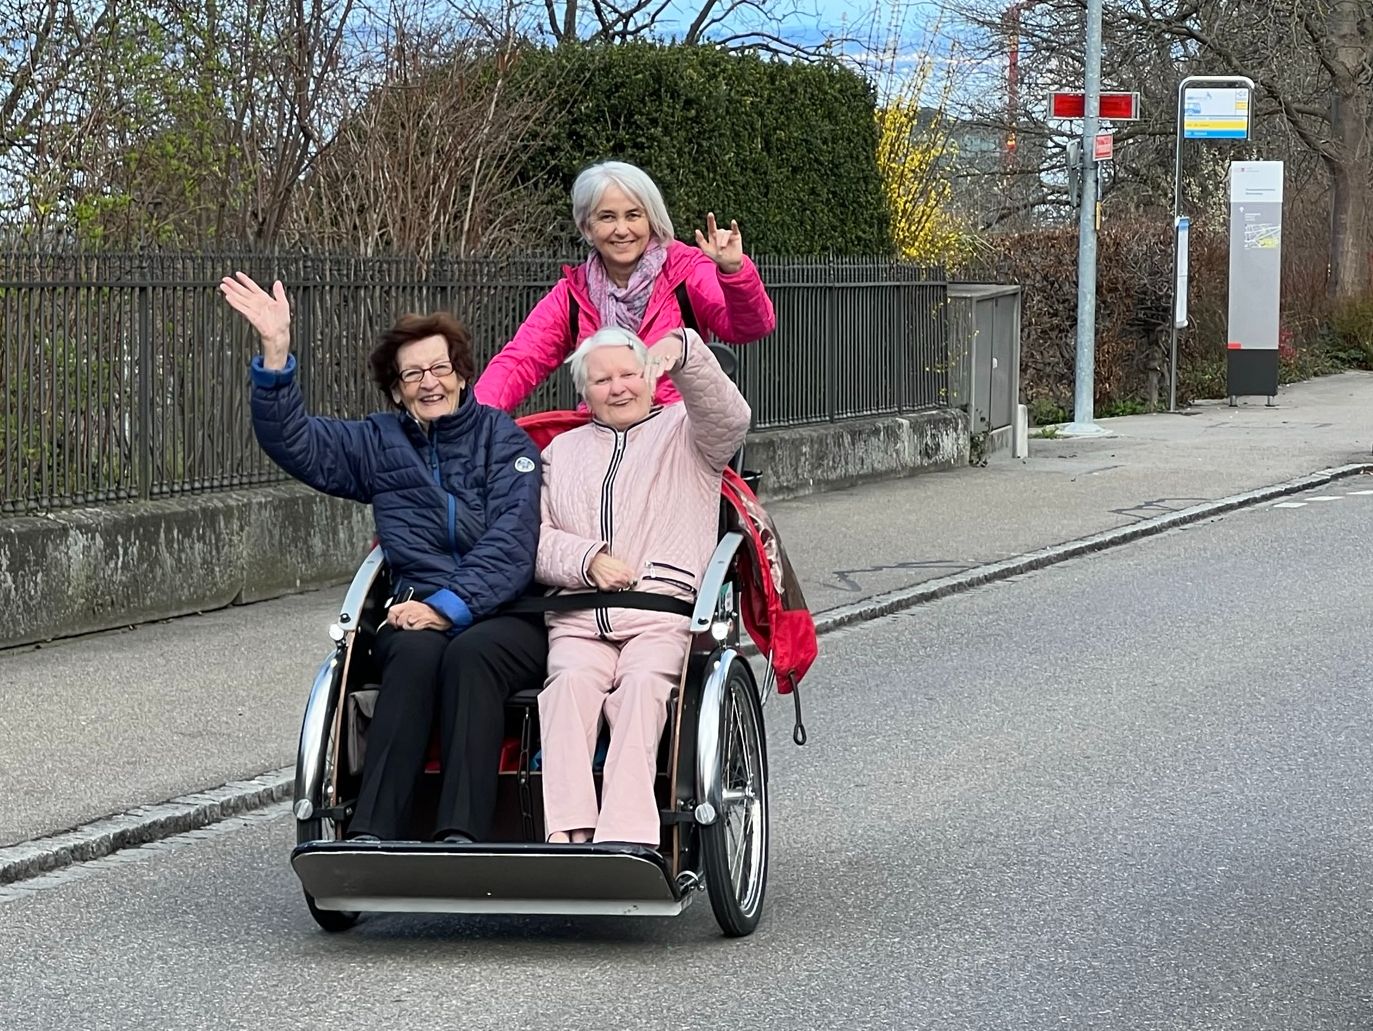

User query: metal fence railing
[0,251,949,514]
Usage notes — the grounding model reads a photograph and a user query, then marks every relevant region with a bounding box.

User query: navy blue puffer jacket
[249,355,540,630]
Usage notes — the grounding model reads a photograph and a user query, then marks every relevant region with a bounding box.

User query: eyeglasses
[397,361,455,384]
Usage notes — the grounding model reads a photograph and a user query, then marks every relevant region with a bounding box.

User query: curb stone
[0,766,293,885]
[6,461,1369,887]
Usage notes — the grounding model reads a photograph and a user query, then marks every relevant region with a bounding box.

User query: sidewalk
[3,371,1371,851]
[788,371,1372,612]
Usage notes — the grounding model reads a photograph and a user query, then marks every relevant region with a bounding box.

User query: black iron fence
[0,251,948,514]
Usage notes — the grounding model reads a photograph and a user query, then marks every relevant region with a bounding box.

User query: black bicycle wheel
[297,818,360,933]
[699,658,769,937]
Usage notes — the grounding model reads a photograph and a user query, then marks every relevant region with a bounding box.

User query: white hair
[569,327,648,394]
[570,161,675,245]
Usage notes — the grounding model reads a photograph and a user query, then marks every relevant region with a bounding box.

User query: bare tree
[948,0,1372,299]
[0,0,360,244]
[532,0,845,57]
[1140,0,1372,300]
[0,0,558,252]
[241,0,358,242]
[0,0,120,231]
[296,15,557,258]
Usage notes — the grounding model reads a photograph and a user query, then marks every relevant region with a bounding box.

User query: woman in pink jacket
[473,160,776,413]
[535,325,752,846]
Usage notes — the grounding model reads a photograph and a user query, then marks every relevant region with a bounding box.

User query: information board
[1183,87,1250,140]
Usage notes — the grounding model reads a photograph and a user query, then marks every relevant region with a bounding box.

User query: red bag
[721,469,818,697]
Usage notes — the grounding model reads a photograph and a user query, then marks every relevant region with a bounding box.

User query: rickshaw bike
[289,347,816,938]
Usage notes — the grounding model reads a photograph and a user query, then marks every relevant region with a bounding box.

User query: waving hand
[220,271,292,370]
[695,212,743,275]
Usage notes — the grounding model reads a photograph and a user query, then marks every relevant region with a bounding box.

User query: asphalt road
[3,488,1373,1030]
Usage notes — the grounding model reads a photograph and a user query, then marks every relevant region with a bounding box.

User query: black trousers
[348,614,548,841]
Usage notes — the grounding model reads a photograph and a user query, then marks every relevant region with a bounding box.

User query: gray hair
[570,161,675,245]
[569,326,649,394]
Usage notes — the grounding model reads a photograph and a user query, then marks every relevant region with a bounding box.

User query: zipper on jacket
[642,574,697,596]
[429,436,459,564]
[596,429,629,637]
[648,561,696,578]
[644,562,697,596]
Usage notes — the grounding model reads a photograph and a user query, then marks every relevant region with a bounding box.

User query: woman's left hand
[695,212,743,275]
[388,600,452,632]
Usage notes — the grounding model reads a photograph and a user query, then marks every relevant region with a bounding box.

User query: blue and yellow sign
[1183,87,1250,139]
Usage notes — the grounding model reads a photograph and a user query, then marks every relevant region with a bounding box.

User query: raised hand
[219,271,291,370]
[643,331,687,397]
[694,212,743,275]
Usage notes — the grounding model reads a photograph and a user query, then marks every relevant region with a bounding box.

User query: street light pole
[1062,0,1107,436]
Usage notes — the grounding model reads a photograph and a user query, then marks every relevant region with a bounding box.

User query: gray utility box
[947,283,1022,441]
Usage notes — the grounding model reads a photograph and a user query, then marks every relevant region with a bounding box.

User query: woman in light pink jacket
[536,325,751,846]
[473,160,776,414]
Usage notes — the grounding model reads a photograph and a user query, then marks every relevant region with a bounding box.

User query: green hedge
[508,43,892,256]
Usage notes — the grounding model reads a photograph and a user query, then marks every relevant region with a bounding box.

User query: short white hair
[569,327,648,394]
[570,161,675,245]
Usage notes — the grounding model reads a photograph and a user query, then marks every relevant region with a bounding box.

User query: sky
[590,0,959,63]
[672,0,975,101]
[355,0,984,103]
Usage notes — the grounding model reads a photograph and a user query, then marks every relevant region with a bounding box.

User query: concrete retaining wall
[1,489,374,650]
[0,408,969,649]
[750,408,969,500]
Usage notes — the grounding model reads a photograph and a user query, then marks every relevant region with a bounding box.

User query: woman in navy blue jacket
[221,272,544,844]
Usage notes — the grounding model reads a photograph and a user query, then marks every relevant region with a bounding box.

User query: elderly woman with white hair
[473,160,776,413]
[534,323,751,846]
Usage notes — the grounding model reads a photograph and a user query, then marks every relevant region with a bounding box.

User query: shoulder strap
[567,293,580,343]
[674,281,700,335]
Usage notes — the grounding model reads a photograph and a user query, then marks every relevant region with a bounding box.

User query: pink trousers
[539,625,689,845]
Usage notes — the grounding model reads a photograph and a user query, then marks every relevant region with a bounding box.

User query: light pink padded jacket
[535,333,752,638]
[474,241,775,414]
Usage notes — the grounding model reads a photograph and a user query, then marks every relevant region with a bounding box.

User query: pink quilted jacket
[474,241,775,414]
[535,332,752,638]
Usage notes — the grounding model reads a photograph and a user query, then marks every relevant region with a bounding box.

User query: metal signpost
[1168,74,1256,411]
[1059,0,1107,436]
[1226,161,1284,404]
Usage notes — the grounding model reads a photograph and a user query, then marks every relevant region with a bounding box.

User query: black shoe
[348,833,381,843]
[439,831,474,845]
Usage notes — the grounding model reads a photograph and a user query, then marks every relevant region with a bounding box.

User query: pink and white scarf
[584,239,667,331]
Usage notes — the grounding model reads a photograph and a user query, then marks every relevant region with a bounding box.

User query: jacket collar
[400,388,480,446]
[590,405,663,434]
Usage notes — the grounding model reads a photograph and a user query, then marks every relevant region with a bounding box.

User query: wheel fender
[694,649,755,825]
[295,645,346,816]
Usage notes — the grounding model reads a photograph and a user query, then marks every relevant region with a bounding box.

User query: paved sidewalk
[2,371,1370,848]
[789,371,1372,612]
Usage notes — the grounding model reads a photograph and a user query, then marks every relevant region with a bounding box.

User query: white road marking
[1273,489,1373,510]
